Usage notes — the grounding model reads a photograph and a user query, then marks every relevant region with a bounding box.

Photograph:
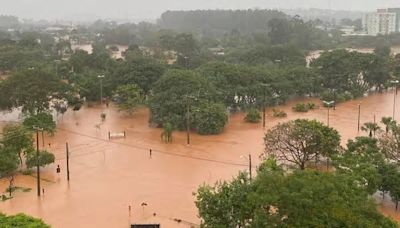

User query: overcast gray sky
[1,0,399,21]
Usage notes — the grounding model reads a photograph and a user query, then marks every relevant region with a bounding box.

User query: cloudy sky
[1,0,399,21]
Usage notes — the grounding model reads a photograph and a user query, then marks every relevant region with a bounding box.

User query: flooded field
[0,91,399,227]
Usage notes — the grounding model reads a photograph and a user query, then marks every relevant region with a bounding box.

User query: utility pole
[391,80,399,120]
[98,75,105,106]
[33,127,43,197]
[66,142,70,181]
[248,154,252,181]
[260,83,269,128]
[186,101,191,145]
[357,104,361,132]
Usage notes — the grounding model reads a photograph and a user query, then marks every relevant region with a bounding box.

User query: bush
[306,103,318,110]
[320,91,353,105]
[195,103,228,135]
[245,108,262,123]
[272,109,287,118]
[292,103,309,112]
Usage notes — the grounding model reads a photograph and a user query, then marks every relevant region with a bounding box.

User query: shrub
[245,108,262,123]
[272,109,287,118]
[292,103,309,112]
[306,103,318,110]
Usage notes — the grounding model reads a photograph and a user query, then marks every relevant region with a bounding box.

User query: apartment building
[363,8,398,35]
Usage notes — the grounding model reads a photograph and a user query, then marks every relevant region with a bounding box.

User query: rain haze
[2,0,400,227]
[0,0,400,21]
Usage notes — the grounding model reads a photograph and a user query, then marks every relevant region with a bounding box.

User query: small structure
[108,131,126,140]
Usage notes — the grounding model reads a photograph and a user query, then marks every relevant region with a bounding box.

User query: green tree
[0,213,50,228]
[263,119,340,170]
[23,112,56,136]
[244,108,261,123]
[196,161,398,227]
[0,146,19,178]
[362,122,381,137]
[0,68,69,114]
[333,137,385,194]
[381,117,396,133]
[113,84,144,115]
[1,124,33,165]
[194,102,228,135]
[378,123,400,163]
[161,122,174,143]
[115,56,166,95]
[149,69,215,130]
[25,150,55,169]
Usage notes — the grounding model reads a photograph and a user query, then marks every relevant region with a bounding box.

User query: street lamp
[260,83,270,128]
[391,80,399,120]
[98,75,105,106]
[240,154,252,181]
[322,100,334,127]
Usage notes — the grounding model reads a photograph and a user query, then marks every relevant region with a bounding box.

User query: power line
[57,128,248,168]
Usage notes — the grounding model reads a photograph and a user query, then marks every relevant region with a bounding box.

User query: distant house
[209,47,225,56]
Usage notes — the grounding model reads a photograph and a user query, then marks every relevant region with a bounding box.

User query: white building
[363,9,397,35]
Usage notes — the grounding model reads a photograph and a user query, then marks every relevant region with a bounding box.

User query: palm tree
[381,117,396,133]
[361,122,381,137]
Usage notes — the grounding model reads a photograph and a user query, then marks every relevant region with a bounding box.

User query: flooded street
[1,91,400,227]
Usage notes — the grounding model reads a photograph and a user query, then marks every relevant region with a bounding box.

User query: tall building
[363,9,397,35]
[388,8,400,32]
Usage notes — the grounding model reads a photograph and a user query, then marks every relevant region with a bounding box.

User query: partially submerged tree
[361,122,381,137]
[263,119,340,170]
[23,112,56,136]
[25,150,55,169]
[113,84,144,115]
[1,124,33,165]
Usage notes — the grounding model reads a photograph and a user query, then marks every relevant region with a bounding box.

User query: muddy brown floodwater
[0,92,400,227]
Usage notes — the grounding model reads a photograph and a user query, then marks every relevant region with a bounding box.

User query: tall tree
[1,124,33,165]
[196,160,398,227]
[0,68,69,114]
[113,84,144,115]
[263,119,340,170]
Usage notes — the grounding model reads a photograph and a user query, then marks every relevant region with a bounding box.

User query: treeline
[159,9,286,36]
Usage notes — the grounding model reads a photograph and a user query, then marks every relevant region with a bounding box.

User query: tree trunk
[300,163,305,170]
[18,152,23,165]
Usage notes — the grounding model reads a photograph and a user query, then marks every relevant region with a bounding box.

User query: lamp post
[322,100,334,127]
[260,83,270,128]
[240,154,252,181]
[391,80,399,120]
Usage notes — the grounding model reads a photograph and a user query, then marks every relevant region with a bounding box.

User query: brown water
[0,92,399,227]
